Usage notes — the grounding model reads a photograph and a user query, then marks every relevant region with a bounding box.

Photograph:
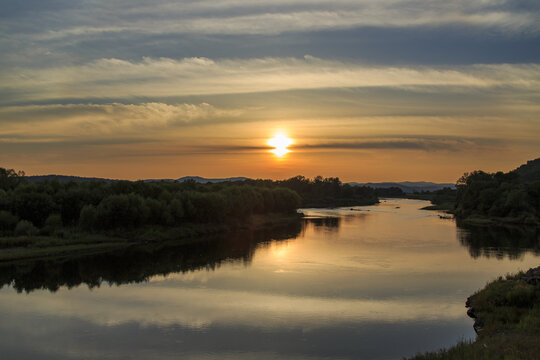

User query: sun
[268,133,293,157]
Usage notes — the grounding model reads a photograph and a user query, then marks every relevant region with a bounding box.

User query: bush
[95,193,149,229]
[14,220,38,236]
[12,192,55,227]
[145,198,169,225]
[169,197,185,224]
[79,205,97,231]
[42,213,63,235]
[0,210,18,233]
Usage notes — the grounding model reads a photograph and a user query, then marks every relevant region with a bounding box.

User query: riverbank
[420,205,540,226]
[413,196,540,227]
[0,212,303,263]
[407,267,540,360]
[458,214,540,227]
[302,198,379,208]
[401,191,456,213]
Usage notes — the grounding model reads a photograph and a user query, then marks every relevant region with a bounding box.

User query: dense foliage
[246,175,378,207]
[0,169,379,237]
[513,158,540,183]
[0,168,303,236]
[455,170,540,224]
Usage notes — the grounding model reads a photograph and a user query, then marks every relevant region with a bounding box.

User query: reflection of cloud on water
[0,285,465,330]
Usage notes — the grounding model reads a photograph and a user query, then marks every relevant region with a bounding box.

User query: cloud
[2,1,538,71]
[2,57,540,104]
[294,136,503,152]
[4,0,539,40]
[0,285,466,329]
[0,102,243,136]
[0,134,502,162]
[164,136,501,154]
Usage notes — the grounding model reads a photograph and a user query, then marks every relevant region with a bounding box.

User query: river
[0,198,538,359]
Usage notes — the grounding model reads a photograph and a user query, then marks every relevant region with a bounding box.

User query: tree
[0,168,25,190]
[0,210,18,234]
[79,205,97,231]
[12,192,56,227]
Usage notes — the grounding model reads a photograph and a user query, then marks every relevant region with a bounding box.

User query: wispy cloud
[294,137,502,152]
[188,136,502,154]
[2,57,540,104]
[6,0,539,40]
[25,9,536,39]
[0,102,244,138]
[0,133,504,162]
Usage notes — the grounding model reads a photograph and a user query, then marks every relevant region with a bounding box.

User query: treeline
[455,170,540,225]
[405,187,457,210]
[0,168,302,236]
[246,175,378,207]
[0,168,379,237]
[374,187,406,197]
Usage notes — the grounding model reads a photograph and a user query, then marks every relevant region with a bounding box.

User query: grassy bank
[0,212,303,263]
[407,267,540,360]
[459,215,540,227]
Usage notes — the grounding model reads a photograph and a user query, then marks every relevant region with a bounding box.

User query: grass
[0,242,126,262]
[460,215,540,227]
[0,212,303,262]
[406,268,540,360]
[460,216,497,226]
[0,231,129,261]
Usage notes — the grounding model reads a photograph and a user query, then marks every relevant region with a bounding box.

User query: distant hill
[26,175,117,183]
[349,181,455,194]
[513,157,540,183]
[25,174,250,184]
[176,176,250,183]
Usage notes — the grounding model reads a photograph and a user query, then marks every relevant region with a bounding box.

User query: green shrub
[0,210,18,233]
[42,213,63,235]
[79,205,97,231]
[14,220,38,236]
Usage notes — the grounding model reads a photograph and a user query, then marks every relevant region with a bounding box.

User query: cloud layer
[5,0,540,38]
[2,57,540,104]
[1,0,539,180]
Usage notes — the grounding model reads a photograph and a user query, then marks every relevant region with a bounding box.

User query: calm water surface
[1,199,539,359]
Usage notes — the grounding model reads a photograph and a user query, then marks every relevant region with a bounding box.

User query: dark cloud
[292,137,502,152]
[115,137,503,156]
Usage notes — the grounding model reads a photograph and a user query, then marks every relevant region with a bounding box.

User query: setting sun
[268,133,293,157]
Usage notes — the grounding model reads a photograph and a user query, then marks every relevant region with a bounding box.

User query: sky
[1,0,539,182]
